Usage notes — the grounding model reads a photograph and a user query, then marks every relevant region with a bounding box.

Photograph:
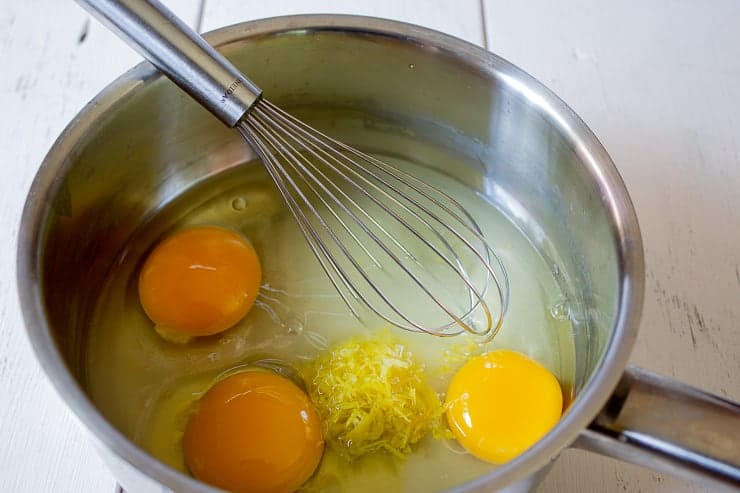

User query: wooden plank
[200,0,486,47]
[0,2,202,491]
[484,1,740,492]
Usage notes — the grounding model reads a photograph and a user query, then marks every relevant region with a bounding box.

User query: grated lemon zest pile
[305,333,450,461]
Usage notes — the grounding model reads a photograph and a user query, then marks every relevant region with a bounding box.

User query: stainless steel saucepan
[17,15,740,493]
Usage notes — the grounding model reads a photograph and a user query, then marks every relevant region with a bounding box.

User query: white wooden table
[2,1,738,492]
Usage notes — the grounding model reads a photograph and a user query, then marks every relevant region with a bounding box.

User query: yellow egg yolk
[444,349,562,464]
[184,371,324,493]
[138,226,261,337]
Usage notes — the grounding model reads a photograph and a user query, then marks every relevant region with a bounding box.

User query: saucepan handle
[574,365,740,490]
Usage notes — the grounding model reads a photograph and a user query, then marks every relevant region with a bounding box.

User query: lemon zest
[305,333,450,461]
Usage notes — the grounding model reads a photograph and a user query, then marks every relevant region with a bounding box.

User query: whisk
[78,0,509,338]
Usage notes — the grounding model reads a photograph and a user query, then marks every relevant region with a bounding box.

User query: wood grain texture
[0,2,202,492]
[1,0,738,491]
[484,1,740,492]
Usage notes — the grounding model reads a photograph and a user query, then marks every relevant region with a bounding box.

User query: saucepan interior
[19,15,642,492]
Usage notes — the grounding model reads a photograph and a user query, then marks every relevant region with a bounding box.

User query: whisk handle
[76,0,262,127]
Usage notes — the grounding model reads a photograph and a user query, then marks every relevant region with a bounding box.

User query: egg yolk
[444,349,562,464]
[138,226,261,337]
[184,371,324,493]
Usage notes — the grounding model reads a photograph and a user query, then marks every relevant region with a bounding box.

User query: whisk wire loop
[249,104,494,318]
[239,99,509,339]
[264,102,509,323]
[253,101,510,320]
[247,109,491,332]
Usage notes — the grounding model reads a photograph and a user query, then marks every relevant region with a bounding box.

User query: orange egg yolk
[184,371,324,493]
[138,226,261,337]
[444,349,562,464]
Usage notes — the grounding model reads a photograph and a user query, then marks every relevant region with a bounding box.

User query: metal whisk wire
[239,99,509,338]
